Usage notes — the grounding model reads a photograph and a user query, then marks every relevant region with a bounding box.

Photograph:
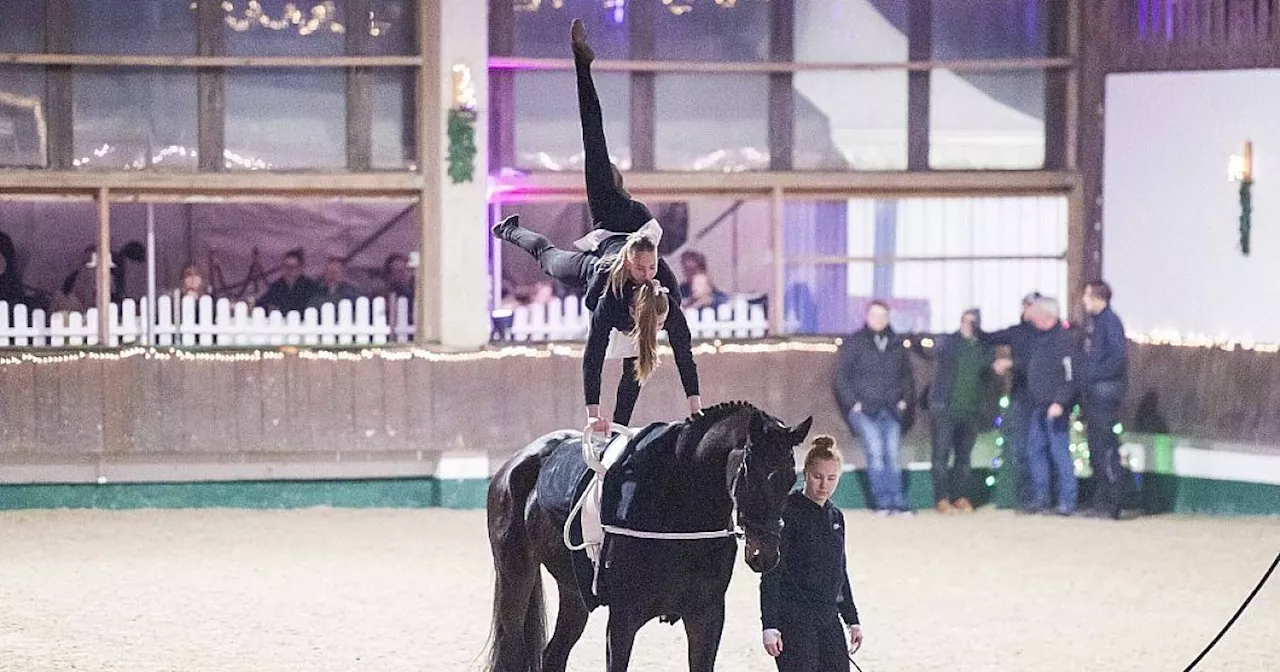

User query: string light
[187,1,392,38]
[0,335,1265,366]
[0,339,852,367]
[1128,330,1278,353]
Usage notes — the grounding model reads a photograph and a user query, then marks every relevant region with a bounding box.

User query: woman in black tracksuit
[492,19,701,433]
[761,436,864,671]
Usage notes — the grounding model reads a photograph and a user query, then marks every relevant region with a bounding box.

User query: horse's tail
[482,443,551,672]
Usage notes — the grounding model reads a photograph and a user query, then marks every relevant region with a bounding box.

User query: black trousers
[505,226,597,289]
[1084,382,1128,515]
[930,411,978,502]
[774,608,849,672]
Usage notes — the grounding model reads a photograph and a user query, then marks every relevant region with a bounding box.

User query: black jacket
[1025,324,1078,408]
[834,327,915,417]
[1077,306,1128,388]
[761,491,859,629]
[580,256,698,406]
[978,320,1042,398]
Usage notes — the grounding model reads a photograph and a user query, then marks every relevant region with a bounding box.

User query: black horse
[484,401,812,672]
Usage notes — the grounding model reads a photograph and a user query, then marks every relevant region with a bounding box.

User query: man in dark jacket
[1078,280,1130,519]
[1024,297,1079,515]
[834,300,916,514]
[259,249,319,314]
[978,292,1044,509]
[916,309,995,514]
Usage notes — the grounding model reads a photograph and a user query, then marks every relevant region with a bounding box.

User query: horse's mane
[677,400,768,451]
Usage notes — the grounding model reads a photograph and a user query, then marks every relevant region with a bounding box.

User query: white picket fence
[0,293,765,348]
[0,295,416,347]
[494,295,768,342]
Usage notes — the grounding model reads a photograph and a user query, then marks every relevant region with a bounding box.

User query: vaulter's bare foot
[571,19,594,64]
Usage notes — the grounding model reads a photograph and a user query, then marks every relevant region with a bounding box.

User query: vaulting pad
[599,421,687,533]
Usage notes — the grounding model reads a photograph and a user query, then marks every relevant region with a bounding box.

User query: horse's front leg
[682,599,726,672]
[605,607,643,672]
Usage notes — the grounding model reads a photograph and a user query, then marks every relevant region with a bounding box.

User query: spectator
[834,300,916,515]
[678,249,709,298]
[309,256,362,310]
[1024,297,1079,516]
[0,231,28,308]
[683,272,728,311]
[916,309,994,514]
[378,252,416,325]
[1077,280,1130,520]
[378,253,415,302]
[177,264,209,299]
[258,249,318,314]
[978,291,1045,510]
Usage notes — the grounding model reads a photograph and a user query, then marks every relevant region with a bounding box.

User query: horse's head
[732,412,813,573]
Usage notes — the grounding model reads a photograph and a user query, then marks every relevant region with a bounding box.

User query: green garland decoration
[446,107,477,185]
[1239,177,1253,256]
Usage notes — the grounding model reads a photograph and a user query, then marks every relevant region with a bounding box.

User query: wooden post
[487,0,515,170]
[44,0,73,170]
[346,0,373,171]
[416,0,442,342]
[770,186,785,336]
[629,0,656,171]
[96,187,112,345]
[906,0,933,171]
[768,0,795,171]
[1073,0,1108,313]
[196,0,226,172]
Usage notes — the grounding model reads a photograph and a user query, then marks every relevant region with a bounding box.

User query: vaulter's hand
[848,624,864,655]
[588,416,611,435]
[688,395,703,417]
[762,629,783,657]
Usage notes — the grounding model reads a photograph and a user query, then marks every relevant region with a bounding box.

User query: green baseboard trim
[1,472,1276,515]
[436,478,490,509]
[0,479,443,510]
[1137,473,1280,516]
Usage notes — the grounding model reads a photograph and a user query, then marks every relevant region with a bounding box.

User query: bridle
[729,438,785,544]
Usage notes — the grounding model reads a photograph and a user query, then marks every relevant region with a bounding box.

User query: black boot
[571,19,594,64]
[491,214,519,242]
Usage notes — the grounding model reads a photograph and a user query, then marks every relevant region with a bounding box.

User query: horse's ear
[789,416,813,444]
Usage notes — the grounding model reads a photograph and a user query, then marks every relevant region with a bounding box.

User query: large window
[513,71,630,171]
[72,70,198,170]
[225,69,347,171]
[782,196,1068,335]
[654,74,769,171]
[74,0,196,55]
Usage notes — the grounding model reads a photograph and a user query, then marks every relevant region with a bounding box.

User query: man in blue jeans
[834,301,916,515]
[1024,297,1079,515]
[979,292,1045,511]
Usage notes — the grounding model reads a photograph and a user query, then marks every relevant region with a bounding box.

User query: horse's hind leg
[542,581,589,672]
[682,601,726,672]
[605,610,642,672]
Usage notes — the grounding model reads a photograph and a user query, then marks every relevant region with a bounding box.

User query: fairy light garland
[0,332,1269,367]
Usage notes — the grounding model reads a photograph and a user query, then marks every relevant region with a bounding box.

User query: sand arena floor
[1,508,1277,672]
